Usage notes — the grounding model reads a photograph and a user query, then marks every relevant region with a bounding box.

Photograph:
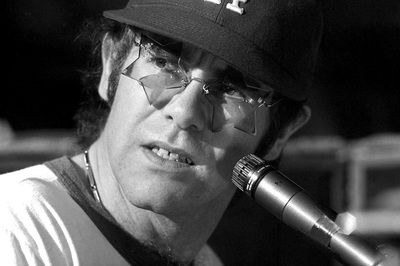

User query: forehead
[143,31,228,69]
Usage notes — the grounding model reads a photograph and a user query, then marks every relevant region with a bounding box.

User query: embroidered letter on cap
[204,0,247,15]
[226,0,247,14]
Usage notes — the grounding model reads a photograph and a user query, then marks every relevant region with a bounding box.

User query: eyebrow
[220,66,244,82]
[142,32,183,57]
[146,42,180,59]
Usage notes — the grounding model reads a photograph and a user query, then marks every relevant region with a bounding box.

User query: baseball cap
[103,0,323,101]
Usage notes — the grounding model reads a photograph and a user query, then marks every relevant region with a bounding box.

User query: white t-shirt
[0,162,223,266]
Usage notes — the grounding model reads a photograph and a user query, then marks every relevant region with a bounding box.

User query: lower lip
[141,146,192,170]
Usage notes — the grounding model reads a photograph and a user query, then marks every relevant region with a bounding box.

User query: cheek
[111,76,150,116]
[104,77,153,173]
[212,138,262,183]
[106,77,149,135]
[213,109,271,178]
[214,141,255,181]
[255,106,271,139]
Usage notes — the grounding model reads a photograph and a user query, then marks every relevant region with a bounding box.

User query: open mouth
[150,146,194,165]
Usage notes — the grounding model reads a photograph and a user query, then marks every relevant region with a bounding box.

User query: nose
[162,74,211,132]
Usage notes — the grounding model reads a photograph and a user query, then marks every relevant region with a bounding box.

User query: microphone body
[232,154,386,266]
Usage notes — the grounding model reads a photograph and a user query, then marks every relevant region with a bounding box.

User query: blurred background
[2,0,400,265]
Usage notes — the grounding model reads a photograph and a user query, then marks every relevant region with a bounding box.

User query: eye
[141,42,180,72]
[149,55,181,74]
[222,74,270,102]
[214,82,247,100]
[224,84,240,96]
[154,58,167,69]
[217,80,269,105]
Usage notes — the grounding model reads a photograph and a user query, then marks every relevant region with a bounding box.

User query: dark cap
[104,0,323,101]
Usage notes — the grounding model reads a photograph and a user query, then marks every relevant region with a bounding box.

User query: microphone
[232,154,387,266]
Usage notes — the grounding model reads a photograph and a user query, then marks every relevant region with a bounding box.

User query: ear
[98,34,114,101]
[264,105,311,161]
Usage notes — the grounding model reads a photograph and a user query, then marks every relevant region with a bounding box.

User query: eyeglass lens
[121,35,271,135]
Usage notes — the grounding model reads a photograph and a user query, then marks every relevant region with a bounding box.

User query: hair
[74,16,306,164]
[74,16,136,150]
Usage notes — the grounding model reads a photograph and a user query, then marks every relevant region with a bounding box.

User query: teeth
[151,147,193,165]
[169,152,179,161]
[157,148,168,157]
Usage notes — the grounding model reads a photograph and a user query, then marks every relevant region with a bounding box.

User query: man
[0,0,322,265]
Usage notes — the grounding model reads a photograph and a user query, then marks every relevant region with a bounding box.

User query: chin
[126,184,198,214]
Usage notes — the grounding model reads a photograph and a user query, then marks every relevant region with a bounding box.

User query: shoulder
[0,162,94,265]
[0,164,64,211]
[0,163,69,232]
[194,244,224,266]
[0,164,58,190]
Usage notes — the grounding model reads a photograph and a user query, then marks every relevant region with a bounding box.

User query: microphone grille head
[232,154,266,192]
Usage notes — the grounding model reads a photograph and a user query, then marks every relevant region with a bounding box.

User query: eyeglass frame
[120,32,282,135]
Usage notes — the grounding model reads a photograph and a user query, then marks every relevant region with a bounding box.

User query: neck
[73,142,232,263]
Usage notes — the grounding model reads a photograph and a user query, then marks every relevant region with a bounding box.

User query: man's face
[100,35,272,218]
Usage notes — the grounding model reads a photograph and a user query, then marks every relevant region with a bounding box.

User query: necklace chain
[83,150,101,203]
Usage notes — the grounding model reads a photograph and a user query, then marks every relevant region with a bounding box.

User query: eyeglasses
[121,33,281,135]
